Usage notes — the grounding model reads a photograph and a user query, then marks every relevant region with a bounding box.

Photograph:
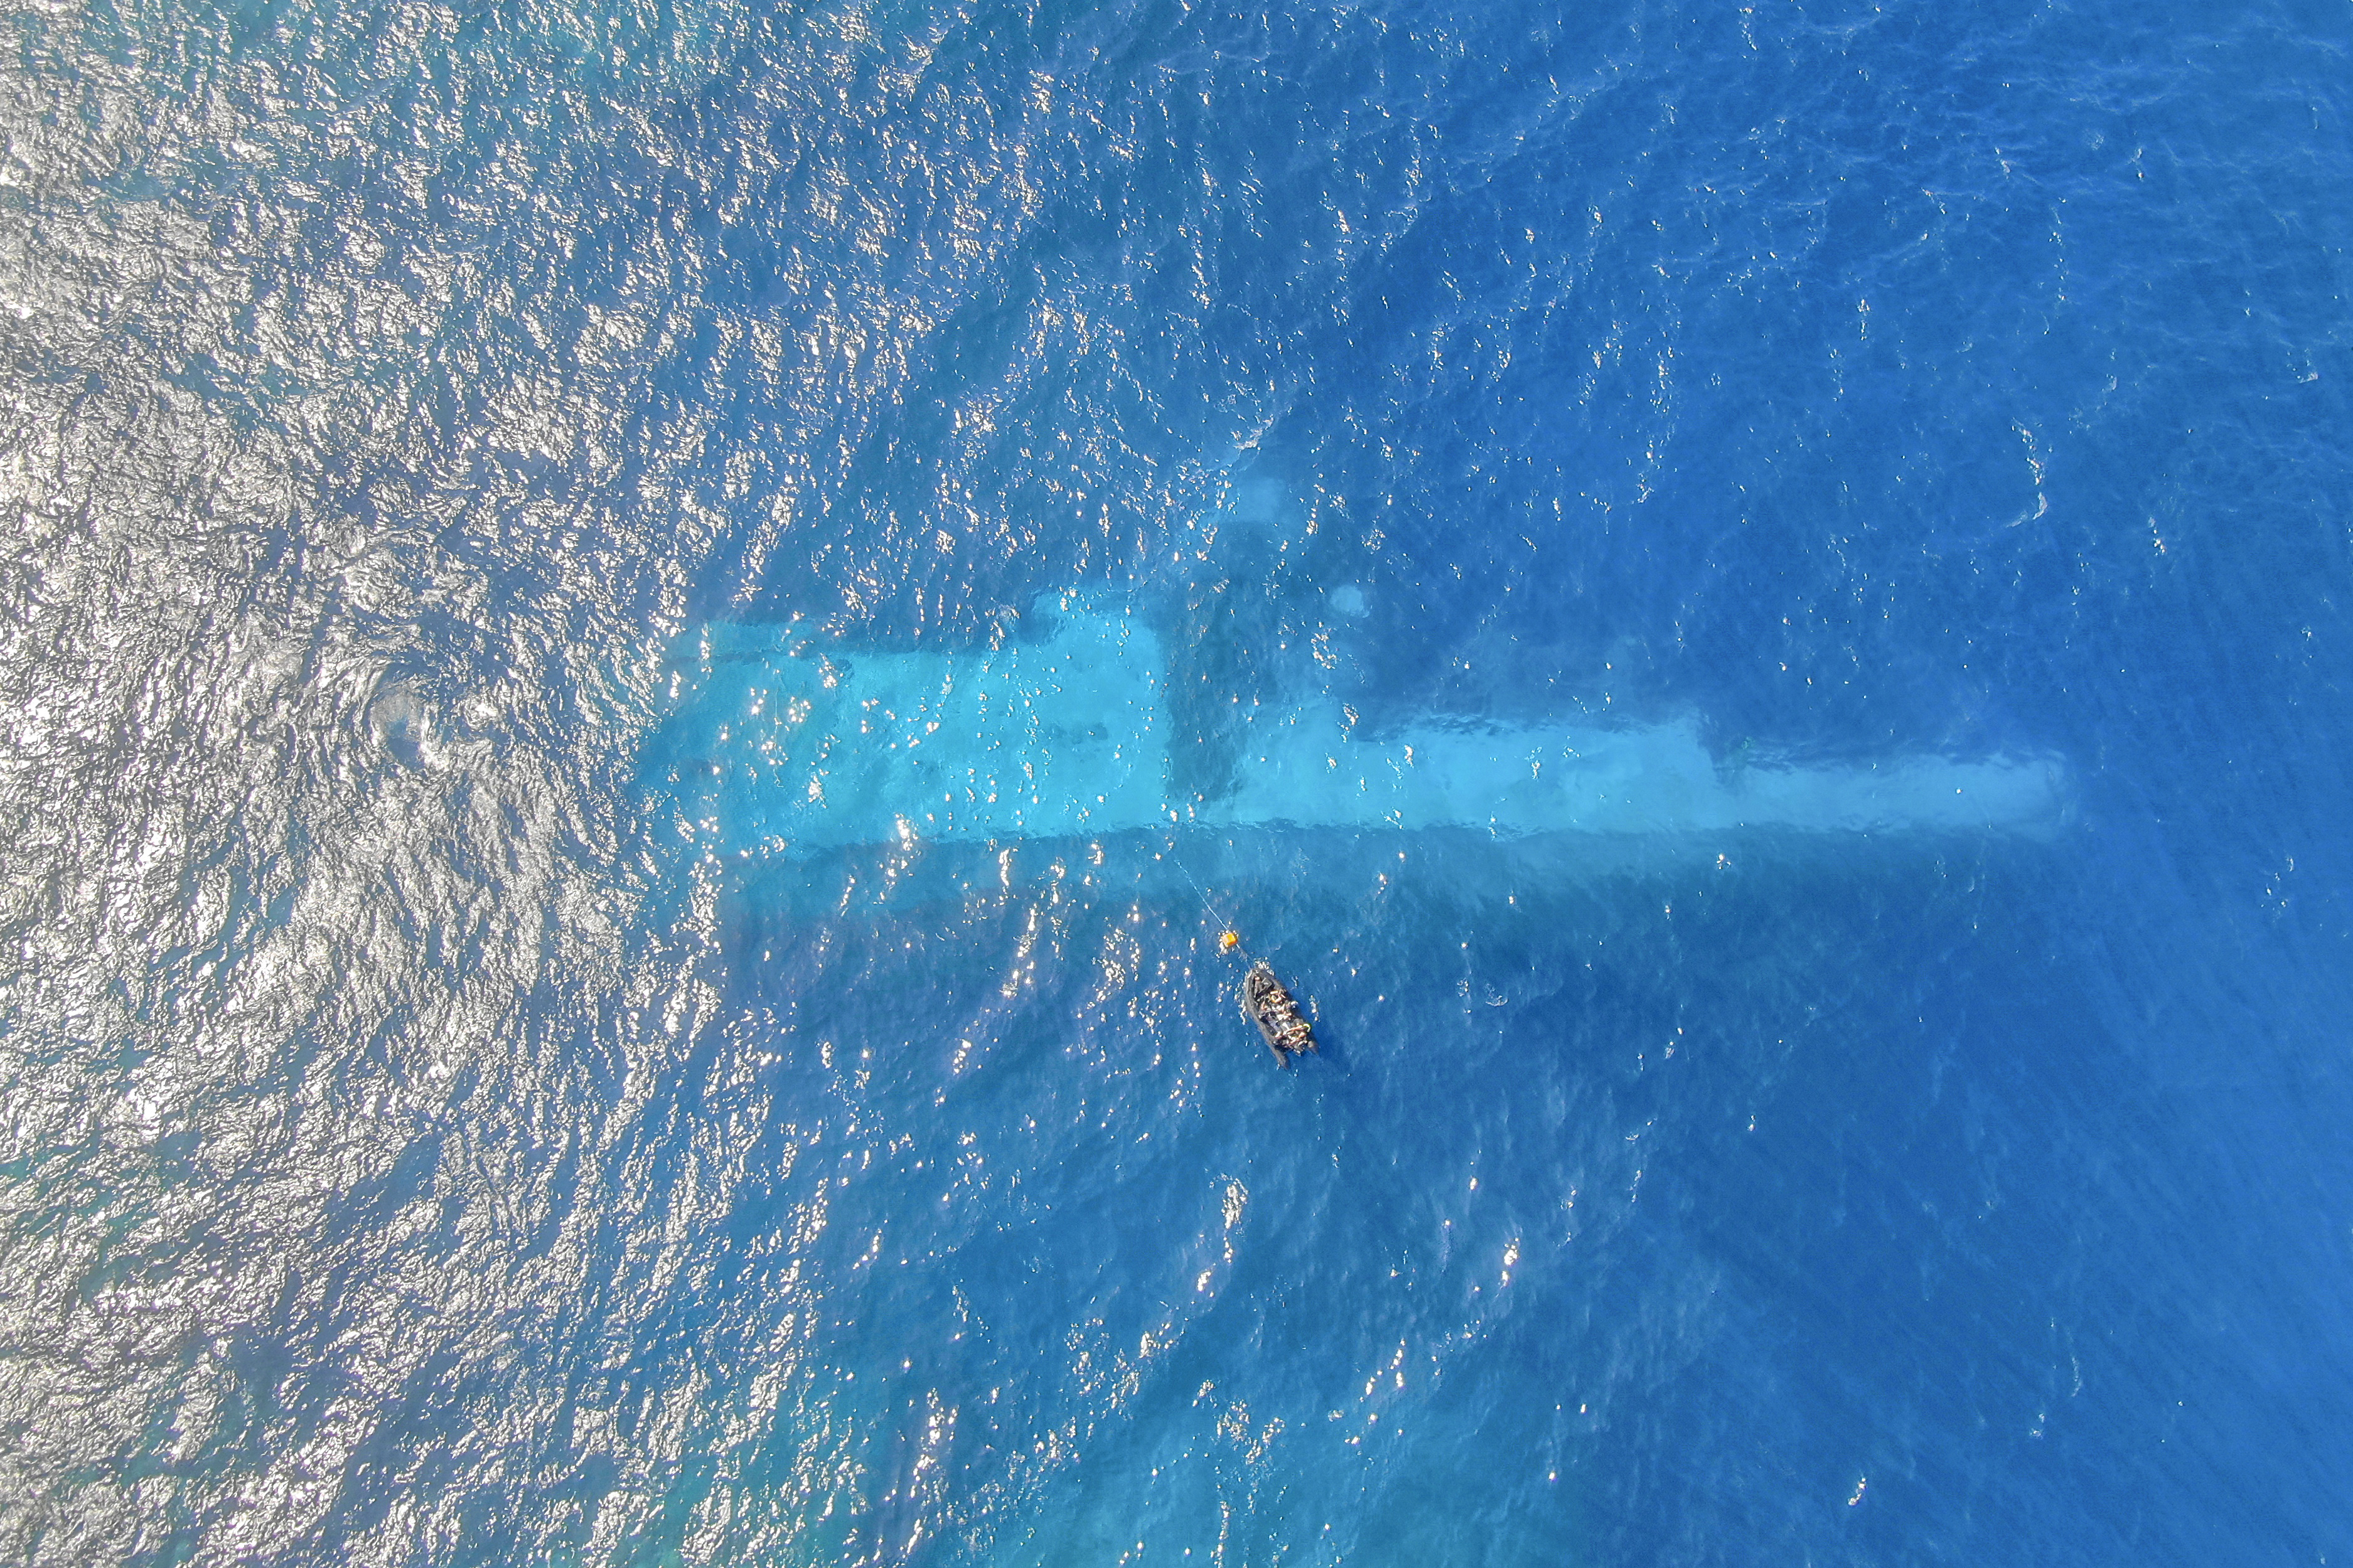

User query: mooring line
[1166,831,1248,963]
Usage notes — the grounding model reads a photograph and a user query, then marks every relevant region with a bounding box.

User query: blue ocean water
[2,0,2350,1560]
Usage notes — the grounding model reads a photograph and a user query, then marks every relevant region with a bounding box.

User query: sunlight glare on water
[1,0,2350,1564]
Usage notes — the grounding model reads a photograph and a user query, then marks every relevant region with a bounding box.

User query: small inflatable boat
[1241,961,1316,1065]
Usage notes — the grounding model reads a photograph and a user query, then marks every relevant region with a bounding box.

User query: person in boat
[1241,960,1316,1065]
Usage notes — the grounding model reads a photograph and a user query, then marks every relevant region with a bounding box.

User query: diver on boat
[1241,960,1316,1065]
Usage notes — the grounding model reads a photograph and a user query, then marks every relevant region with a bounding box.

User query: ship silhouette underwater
[640,592,2066,1064]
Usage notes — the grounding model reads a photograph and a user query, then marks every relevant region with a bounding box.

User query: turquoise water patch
[646,595,2063,869]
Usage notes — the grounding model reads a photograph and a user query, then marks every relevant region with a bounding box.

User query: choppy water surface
[3,0,2350,1562]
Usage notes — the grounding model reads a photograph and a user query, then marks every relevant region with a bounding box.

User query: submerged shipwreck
[641,592,2063,1067]
[640,594,2067,861]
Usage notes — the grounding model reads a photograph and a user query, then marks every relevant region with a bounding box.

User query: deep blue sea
[4,0,2351,1562]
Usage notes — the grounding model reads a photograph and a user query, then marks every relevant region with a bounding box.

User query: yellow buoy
[1219,930,1241,953]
